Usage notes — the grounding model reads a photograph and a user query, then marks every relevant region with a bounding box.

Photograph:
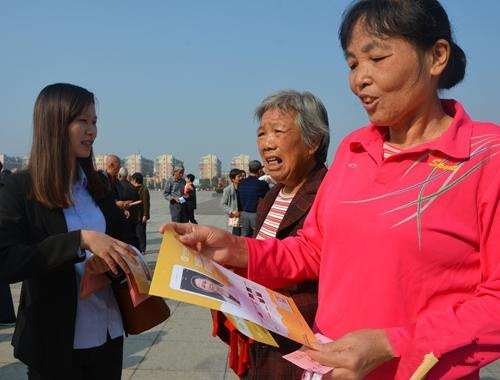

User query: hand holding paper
[80,230,137,275]
[80,245,153,307]
[159,223,249,268]
[283,333,335,375]
[85,255,109,274]
[302,330,393,379]
[150,228,317,348]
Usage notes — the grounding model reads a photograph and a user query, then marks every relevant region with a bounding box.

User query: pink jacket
[246,100,500,379]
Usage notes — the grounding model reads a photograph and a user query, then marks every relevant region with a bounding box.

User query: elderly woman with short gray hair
[212,90,330,379]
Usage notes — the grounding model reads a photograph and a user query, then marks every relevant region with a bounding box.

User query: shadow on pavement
[0,362,26,380]
[123,330,167,369]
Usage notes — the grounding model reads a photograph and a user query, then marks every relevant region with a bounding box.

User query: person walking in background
[0,161,16,327]
[163,166,188,223]
[131,172,150,254]
[184,173,198,224]
[220,168,244,236]
[237,160,269,237]
[0,83,138,379]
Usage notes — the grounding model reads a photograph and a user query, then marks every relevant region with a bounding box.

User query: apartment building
[155,154,184,186]
[230,154,250,173]
[199,154,222,180]
[124,154,154,176]
[93,154,108,171]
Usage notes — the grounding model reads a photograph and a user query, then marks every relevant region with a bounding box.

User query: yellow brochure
[150,228,317,348]
[224,314,278,347]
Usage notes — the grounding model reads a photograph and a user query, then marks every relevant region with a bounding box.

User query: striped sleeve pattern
[256,190,295,240]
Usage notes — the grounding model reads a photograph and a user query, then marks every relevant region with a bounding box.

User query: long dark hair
[339,0,466,90]
[28,83,108,208]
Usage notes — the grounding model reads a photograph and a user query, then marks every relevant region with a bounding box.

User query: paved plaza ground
[0,191,498,379]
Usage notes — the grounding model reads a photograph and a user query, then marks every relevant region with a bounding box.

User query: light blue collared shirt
[63,167,123,349]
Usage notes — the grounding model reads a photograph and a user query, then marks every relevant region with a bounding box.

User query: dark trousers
[169,203,188,223]
[135,222,147,253]
[240,211,257,237]
[187,207,198,224]
[28,335,123,380]
[0,282,15,323]
[231,227,242,236]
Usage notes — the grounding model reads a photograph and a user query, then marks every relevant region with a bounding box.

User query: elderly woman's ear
[308,141,321,159]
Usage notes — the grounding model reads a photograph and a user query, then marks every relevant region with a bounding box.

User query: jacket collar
[349,99,473,162]
[255,163,327,236]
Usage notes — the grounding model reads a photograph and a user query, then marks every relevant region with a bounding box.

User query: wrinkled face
[193,277,218,293]
[68,104,97,160]
[257,108,316,188]
[106,157,121,177]
[346,21,435,129]
[174,170,184,180]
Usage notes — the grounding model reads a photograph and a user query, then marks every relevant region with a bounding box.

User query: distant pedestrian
[131,172,150,254]
[220,169,244,235]
[259,172,277,189]
[99,154,135,213]
[163,166,188,223]
[117,167,139,219]
[101,154,123,201]
[237,160,269,237]
[184,173,198,224]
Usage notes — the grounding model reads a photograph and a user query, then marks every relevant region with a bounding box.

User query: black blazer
[0,171,137,375]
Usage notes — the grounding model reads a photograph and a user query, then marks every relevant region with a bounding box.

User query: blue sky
[1,1,499,174]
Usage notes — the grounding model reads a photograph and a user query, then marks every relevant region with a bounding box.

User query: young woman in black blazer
[0,83,138,379]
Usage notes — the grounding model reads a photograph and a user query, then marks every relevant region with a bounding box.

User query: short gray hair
[255,90,330,163]
[173,165,184,173]
[118,167,128,178]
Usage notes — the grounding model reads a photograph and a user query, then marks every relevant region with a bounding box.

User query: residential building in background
[0,154,24,171]
[94,154,125,172]
[199,154,221,180]
[94,154,108,171]
[230,154,250,173]
[124,154,154,176]
[155,154,184,188]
